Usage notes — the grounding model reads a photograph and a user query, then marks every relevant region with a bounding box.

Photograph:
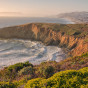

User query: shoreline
[0,23,87,69]
[60,18,75,24]
[61,17,85,24]
[0,39,67,69]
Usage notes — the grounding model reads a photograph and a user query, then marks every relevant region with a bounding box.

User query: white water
[0,39,66,68]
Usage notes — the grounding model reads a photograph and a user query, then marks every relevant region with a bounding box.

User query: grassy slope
[1,67,88,88]
[0,52,88,88]
[25,67,88,88]
[36,23,88,39]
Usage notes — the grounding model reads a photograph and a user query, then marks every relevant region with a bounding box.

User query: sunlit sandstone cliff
[0,23,88,56]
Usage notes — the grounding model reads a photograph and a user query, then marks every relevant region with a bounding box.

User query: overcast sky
[0,0,88,17]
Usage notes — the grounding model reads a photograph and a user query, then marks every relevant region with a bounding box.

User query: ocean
[0,39,66,68]
[0,17,72,68]
[0,17,74,28]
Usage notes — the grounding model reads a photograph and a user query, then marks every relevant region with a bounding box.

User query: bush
[7,61,33,72]
[39,66,54,78]
[18,66,34,76]
[24,78,43,88]
[81,84,88,88]
[0,69,17,82]
[13,75,31,88]
[1,62,33,81]
[0,82,16,88]
[25,67,88,88]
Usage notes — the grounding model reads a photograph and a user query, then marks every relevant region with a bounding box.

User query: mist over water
[0,17,74,28]
[0,39,66,68]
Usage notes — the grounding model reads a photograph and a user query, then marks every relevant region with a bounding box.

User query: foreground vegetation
[0,52,88,88]
[25,67,88,88]
[0,67,88,88]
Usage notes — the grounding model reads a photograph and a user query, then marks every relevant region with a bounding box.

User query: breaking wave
[0,39,66,68]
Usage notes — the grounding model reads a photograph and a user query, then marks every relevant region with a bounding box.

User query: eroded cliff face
[0,23,88,56]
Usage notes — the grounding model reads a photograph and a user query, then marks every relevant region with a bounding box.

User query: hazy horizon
[0,0,88,17]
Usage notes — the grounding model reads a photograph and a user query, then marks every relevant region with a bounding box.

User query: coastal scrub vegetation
[37,23,88,38]
[0,67,88,88]
[25,67,88,88]
[0,52,88,88]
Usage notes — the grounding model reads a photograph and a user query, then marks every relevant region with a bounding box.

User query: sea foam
[0,39,66,68]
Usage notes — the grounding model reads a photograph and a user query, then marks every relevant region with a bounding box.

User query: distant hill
[57,12,88,23]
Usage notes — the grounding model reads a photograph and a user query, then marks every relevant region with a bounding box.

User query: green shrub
[81,84,88,88]
[1,62,33,81]
[18,66,34,76]
[0,82,16,88]
[81,52,88,57]
[79,60,84,64]
[13,75,31,88]
[39,66,54,78]
[7,61,33,72]
[25,67,88,88]
[1,69,17,82]
[24,78,43,88]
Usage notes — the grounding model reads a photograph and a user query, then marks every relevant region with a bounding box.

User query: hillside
[0,23,88,56]
[25,67,88,88]
[0,23,88,88]
[57,12,88,23]
[0,58,88,88]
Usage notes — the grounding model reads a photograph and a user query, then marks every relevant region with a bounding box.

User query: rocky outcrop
[0,23,88,56]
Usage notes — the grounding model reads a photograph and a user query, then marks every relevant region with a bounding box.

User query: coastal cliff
[0,23,88,56]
